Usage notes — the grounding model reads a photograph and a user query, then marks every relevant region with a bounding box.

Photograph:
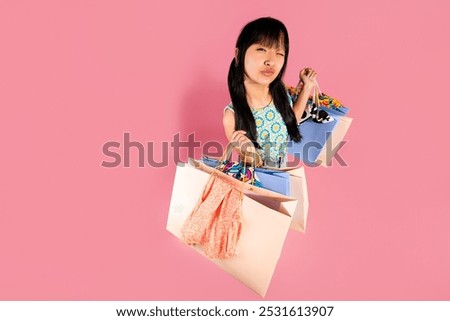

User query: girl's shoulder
[224,103,234,113]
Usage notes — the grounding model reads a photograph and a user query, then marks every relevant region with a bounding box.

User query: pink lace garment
[181,175,243,259]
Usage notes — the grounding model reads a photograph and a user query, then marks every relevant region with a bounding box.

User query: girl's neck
[245,83,272,109]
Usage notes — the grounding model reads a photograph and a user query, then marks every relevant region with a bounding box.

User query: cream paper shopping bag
[315,115,353,167]
[167,160,298,297]
[262,165,310,233]
[286,167,309,232]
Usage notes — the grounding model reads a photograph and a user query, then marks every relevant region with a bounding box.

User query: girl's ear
[234,48,239,66]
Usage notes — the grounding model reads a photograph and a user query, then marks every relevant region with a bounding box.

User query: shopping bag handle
[296,78,322,106]
[220,139,262,167]
[297,79,345,112]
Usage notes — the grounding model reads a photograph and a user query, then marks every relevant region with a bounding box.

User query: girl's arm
[292,68,317,123]
[223,108,236,141]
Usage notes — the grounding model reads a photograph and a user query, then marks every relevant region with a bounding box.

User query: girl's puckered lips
[261,69,275,76]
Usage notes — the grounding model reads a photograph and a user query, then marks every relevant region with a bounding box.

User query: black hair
[227,17,301,148]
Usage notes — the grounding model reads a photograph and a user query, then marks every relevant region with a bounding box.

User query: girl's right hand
[230,130,254,154]
[230,130,262,166]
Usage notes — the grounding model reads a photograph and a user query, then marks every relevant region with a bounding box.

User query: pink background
[1,0,449,300]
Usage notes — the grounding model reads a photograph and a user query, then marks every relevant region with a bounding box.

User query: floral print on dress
[250,102,288,164]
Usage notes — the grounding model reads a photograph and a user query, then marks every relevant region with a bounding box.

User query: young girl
[223,17,317,168]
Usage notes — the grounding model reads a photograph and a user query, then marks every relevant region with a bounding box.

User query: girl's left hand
[299,68,317,90]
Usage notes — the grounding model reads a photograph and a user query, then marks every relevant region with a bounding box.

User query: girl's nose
[264,51,275,66]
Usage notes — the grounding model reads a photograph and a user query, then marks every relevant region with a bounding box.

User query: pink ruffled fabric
[181,175,243,259]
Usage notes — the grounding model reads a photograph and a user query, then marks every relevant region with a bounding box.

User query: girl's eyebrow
[256,43,284,50]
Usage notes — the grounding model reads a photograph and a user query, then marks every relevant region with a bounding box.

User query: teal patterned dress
[225,96,293,167]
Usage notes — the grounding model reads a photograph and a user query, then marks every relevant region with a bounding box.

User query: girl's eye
[257,48,267,52]
[277,52,285,57]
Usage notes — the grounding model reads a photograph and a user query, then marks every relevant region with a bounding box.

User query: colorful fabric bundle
[202,156,292,196]
[287,84,345,111]
[214,160,262,187]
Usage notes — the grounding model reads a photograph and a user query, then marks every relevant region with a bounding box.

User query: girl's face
[243,42,285,87]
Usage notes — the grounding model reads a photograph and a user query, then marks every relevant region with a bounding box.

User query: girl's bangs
[253,29,286,50]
